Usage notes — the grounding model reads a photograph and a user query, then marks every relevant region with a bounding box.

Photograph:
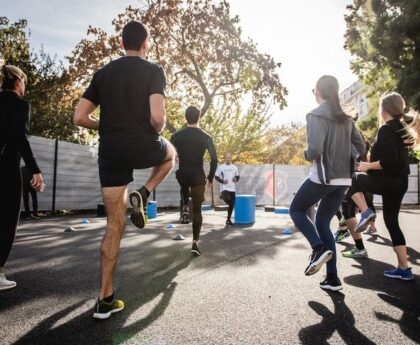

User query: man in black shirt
[170,106,217,256]
[74,21,175,319]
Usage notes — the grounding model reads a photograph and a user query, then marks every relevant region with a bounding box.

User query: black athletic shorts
[99,138,168,187]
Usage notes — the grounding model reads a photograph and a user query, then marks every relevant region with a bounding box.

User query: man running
[215,153,240,226]
[170,106,217,256]
[74,20,175,319]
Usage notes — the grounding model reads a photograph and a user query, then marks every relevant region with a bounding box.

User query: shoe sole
[305,250,333,276]
[129,191,147,229]
[383,273,414,281]
[93,305,125,320]
[355,213,377,233]
[342,254,368,259]
[320,284,343,291]
[0,283,17,291]
[191,249,201,256]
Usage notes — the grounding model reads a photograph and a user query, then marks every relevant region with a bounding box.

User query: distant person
[289,75,365,292]
[348,92,420,281]
[0,61,44,291]
[21,165,40,220]
[215,153,240,226]
[74,20,175,319]
[170,106,218,256]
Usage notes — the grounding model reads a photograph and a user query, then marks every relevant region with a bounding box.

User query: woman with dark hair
[0,60,44,290]
[349,92,420,280]
[289,75,365,291]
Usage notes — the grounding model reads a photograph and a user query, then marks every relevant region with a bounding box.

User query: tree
[344,0,420,110]
[0,17,79,141]
[68,0,287,132]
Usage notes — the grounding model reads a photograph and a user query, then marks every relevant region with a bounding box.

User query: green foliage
[345,0,420,110]
[0,17,78,141]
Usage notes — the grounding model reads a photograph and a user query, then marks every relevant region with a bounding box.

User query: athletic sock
[141,186,151,198]
[103,293,114,303]
[355,239,365,250]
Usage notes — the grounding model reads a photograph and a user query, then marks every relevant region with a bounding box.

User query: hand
[233,177,239,183]
[206,181,212,189]
[223,179,228,184]
[31,173,44,192]
[357,161,370,173]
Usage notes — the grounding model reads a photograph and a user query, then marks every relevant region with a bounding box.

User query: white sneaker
[0,273,17,291]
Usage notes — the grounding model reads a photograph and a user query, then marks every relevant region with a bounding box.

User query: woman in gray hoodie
[289,75,365,291]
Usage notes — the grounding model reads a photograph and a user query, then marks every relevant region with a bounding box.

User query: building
[340,82,369,118]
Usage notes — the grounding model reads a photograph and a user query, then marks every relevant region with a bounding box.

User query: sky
[2,0,357,126]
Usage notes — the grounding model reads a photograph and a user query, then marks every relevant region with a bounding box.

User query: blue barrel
[234,195,256,224]
[147,201,157,219]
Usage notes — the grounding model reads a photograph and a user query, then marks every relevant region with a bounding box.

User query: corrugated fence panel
[55,140,101,210]
[212,164,273,206]
[24,137,420,210]
[26,136,56,210]
[275,165,311,206]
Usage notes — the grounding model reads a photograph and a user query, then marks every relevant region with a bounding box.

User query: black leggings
[180,184,205,241]
[347,173,408,246]
[222,191,236,220]
[0,159,22,267]
[23,186,38,215]
[342,192,375,220]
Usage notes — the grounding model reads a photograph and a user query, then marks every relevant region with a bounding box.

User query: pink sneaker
[364,225,377,235]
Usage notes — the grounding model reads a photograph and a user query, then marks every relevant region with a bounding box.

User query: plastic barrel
[147,201,157,219]
[234,195,256,224]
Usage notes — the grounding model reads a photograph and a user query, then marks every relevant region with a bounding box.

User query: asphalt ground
[1,209,419,345]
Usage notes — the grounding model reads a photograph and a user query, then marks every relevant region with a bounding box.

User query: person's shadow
[298,291,375,344]
[13,257,193,345]
[344,255,420,344]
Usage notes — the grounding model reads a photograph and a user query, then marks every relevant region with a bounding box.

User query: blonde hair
[0,59,27,91]
[379,92,420,148]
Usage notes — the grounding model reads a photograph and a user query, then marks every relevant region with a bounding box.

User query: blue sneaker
[383,267,414,281]
[355,208,376,233]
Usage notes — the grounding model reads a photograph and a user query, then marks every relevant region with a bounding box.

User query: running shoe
[320,276,343,291]
[191,242,201,256]
[364,225,378,235]
[93,296,125,319]
[226,219,234,226]
[383,267,414,281]
[342,247,368,259]
[129,187,148,229]
[334,230,350,242]
[304,245,333,276]
[0,273,16,291]
[355,208,376,233]
[180,206,189,224]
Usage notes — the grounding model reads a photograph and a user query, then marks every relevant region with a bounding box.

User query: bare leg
[351,192,369,213]
[144,138,176,192]
[394,245,408,269]
[100,185,128,299]
[346,217,362,241]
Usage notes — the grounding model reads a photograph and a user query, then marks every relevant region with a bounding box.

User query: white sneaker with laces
[0,273,17,291]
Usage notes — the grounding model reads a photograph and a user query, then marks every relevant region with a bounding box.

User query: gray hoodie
[304,102,365,184]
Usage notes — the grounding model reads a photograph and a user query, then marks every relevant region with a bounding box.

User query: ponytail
[0,59,27,91]
[403,109,420,149]
[316,75,351,119]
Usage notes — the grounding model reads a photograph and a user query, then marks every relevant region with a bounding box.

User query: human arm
[304,114,328,161]
[149,66,167,134]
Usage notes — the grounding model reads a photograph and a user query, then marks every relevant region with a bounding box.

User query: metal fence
[26,136,419,211]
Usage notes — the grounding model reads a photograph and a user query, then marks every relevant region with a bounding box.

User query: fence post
[273,164,276,206]
[52,138,58,212]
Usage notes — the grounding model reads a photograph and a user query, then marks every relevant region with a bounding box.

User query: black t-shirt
[369,119,410,177]
[82,56,166,162]
[170,127,218,182]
